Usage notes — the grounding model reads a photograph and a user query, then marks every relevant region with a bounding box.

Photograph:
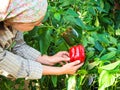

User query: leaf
[107,47,117,51]
[99,60,120,70]
[118,43,120,50]
[54,13,61,21]
[39,29,52,54]
[76,70,87,86]
[104,2,111,12]
[95,41,103,51]
[55,40,68,51]
[88,7,96,16]
[77,69,88,75]
[51,75,57,87]
[116,28,120,35]
[64,15,85,29]
[59,0,72,7]
[98,34,109,45]
[87,51,95,59]
[96,6,106,13]
[86,25,98,31]
[108,25,115,35]
[88,37,95,45]
[101,17,112,24]
[66,8,79,17]
[88,61,101,70]
[4,83,11,90]
[77,75,86,87]
[109,36,117,45]
[74,18,86,29]
[100,0,104,9]
[95,17,99,27]
[100,51,116,60]
[67,75,76,90]
[98,70,115,90]
[82,37,88,47]
[64,15,75,23]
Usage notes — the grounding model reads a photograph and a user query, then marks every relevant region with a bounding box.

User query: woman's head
[4,17,44,32]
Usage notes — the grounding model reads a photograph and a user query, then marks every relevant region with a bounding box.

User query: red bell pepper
[69,44,85,62]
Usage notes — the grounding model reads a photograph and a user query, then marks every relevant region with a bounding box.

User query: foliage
[1,0,120,90]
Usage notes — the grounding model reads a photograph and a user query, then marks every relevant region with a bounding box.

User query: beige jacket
[0,23,42,80]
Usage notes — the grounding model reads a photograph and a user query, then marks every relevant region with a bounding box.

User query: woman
[0,0,83,80]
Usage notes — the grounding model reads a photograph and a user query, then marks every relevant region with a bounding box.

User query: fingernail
[77,60,80,63]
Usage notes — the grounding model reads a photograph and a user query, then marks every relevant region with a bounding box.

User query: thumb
[70,60,81,66]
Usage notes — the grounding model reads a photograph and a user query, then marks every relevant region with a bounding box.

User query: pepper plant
[24,0,120,90]
[0,0,120,90]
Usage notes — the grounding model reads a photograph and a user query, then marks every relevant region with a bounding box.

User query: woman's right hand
[60,60,84,75]
[42,60,84,75]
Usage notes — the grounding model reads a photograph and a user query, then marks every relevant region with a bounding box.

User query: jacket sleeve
[0,46,43,80]
[12,31,41,61]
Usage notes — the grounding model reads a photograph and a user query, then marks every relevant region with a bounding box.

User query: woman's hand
[36,51,70,65]
[60,60,84,75]
[42,60,84,75]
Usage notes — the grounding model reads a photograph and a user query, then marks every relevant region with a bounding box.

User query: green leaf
[98,70,115,90]
[107,47,117,51]
[95,41,103,51]
[104,2,111,12]
[77,75,86,86]
[96,6,106,13]
[118,43,120,50]
[54,13,61,21]
[59,0,72,7]
[100,0,104,9]
[88,37,95,45]
[108,25,115,35]
[74,18,86,29]
[88,61,101,70]
[109,36,117,45]
[64,15,75,23]
[82,37,88,47]
[88,7,96,16]
[55,40,68,51]
[77,69,88,75]
[98,34,109,45]
[67,75,76,90]
[66,8,79,17]
[87,51,95,59]
[95,17,100,27]
[101,17,112,24]
[39,29,52,54]
[86,25,98,31]
[51,75,57,87]
[76,70,87,85]
[116,28,120,35]
[99,60,120,70]
[4,82,11,90]
[100,51,116,60]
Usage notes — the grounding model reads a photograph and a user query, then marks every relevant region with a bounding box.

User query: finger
[75,62,84,69]
[58,57,70,62]
[62,54,69,58]
[59,62,64,65]
[62,51,69,56]
[58,51,69,56]
[70,60,81,66]
[65,61,69,64]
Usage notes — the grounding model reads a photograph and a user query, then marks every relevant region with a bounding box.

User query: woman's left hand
[36,51,70,65]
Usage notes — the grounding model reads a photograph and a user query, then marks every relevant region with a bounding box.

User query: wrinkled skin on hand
[37,51,84,75]
[36,51,70,65]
